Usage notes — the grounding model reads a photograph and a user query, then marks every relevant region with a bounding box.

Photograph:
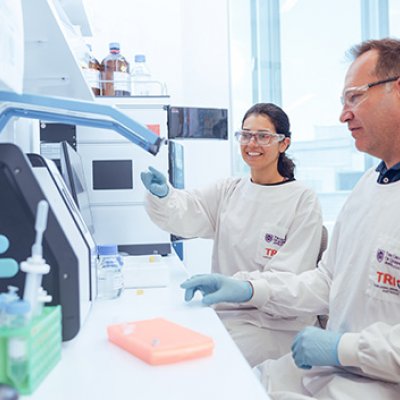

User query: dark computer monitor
[168,106,228,140]
[59,141,95,234]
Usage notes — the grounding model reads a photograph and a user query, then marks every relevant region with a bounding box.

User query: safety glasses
[341,76,399,108]
[235,130,285,146]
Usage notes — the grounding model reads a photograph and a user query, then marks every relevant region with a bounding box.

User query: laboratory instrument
[0,235,19,279]
[28,153,96,338]
[0,144,89,340]
[20,200,50,319]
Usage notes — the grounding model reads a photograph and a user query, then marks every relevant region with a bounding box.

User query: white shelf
[58,0,93,36]
[22,0,93,100]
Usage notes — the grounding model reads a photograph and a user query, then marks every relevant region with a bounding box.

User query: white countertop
[22,254,270,400]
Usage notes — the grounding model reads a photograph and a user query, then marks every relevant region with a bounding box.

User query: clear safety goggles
[235,130,285,146]
[340,76,399,108]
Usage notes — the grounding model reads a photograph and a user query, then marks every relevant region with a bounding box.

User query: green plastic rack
[0,306,62,395]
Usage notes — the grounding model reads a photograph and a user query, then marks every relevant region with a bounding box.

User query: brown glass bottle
[100,42,131,96]
[85,45,101,96]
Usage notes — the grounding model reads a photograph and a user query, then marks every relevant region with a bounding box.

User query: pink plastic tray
[107,318,214,365]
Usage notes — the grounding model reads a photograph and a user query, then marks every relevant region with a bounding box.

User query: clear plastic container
[5,300,30,328]
[0,383,19,400]
[5,300,30,387]
[7,336,28,386]
[96,245,124,300]
[100,42,130,97]
[0,287,20,327]
[131,54,152,96]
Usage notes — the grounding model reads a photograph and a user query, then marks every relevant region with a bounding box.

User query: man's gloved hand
[291,326,342,369]
[180,273,253,306]
[140,166,169,198]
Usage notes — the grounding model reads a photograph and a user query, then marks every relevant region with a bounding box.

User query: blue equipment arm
[0,91,163,155]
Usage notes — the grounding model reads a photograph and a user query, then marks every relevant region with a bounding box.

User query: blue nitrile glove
[180,273,253,306]
[291,326,343,369]
[140,166,169,198]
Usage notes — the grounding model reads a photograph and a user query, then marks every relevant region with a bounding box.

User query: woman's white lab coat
[145,177,322,365]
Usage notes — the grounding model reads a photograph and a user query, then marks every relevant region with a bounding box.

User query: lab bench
[21,253,270,400]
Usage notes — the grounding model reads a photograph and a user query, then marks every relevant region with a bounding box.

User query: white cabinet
[22,0,93,99]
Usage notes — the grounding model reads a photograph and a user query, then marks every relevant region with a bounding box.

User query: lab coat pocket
[367,234,400,304]
[256,224,288,264]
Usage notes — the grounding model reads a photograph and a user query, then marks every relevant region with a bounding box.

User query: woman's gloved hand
[291,326,342,369]
[181,273,253,306]
[140,166,169,198]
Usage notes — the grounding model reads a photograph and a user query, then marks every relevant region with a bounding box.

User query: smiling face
[240,113,290,184]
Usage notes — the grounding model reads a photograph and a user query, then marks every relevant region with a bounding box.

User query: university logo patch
[376,249,385,263]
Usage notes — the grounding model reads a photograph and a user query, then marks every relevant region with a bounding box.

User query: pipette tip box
[107,317,214,365]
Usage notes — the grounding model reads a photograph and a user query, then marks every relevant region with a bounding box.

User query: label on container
[113,71,130,92]
[83,68,100,89]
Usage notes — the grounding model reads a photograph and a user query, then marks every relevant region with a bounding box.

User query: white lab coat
[145,177,323,365]
[251,168,400,398]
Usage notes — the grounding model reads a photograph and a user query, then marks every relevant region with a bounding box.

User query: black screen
[59,141,95,234]
[168,107,228,139]
[92,160,133,190]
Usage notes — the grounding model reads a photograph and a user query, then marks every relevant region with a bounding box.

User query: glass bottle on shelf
[83,44,101,96]
[100,42,131,97]
[130,54,152,96]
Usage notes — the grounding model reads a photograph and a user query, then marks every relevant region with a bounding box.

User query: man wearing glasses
[181,38,400,399]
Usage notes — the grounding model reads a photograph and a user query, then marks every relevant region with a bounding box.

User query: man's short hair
[347,38,400,78]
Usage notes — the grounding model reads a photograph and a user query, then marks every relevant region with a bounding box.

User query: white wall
[178,0,231,273]
[179,0,230,107]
